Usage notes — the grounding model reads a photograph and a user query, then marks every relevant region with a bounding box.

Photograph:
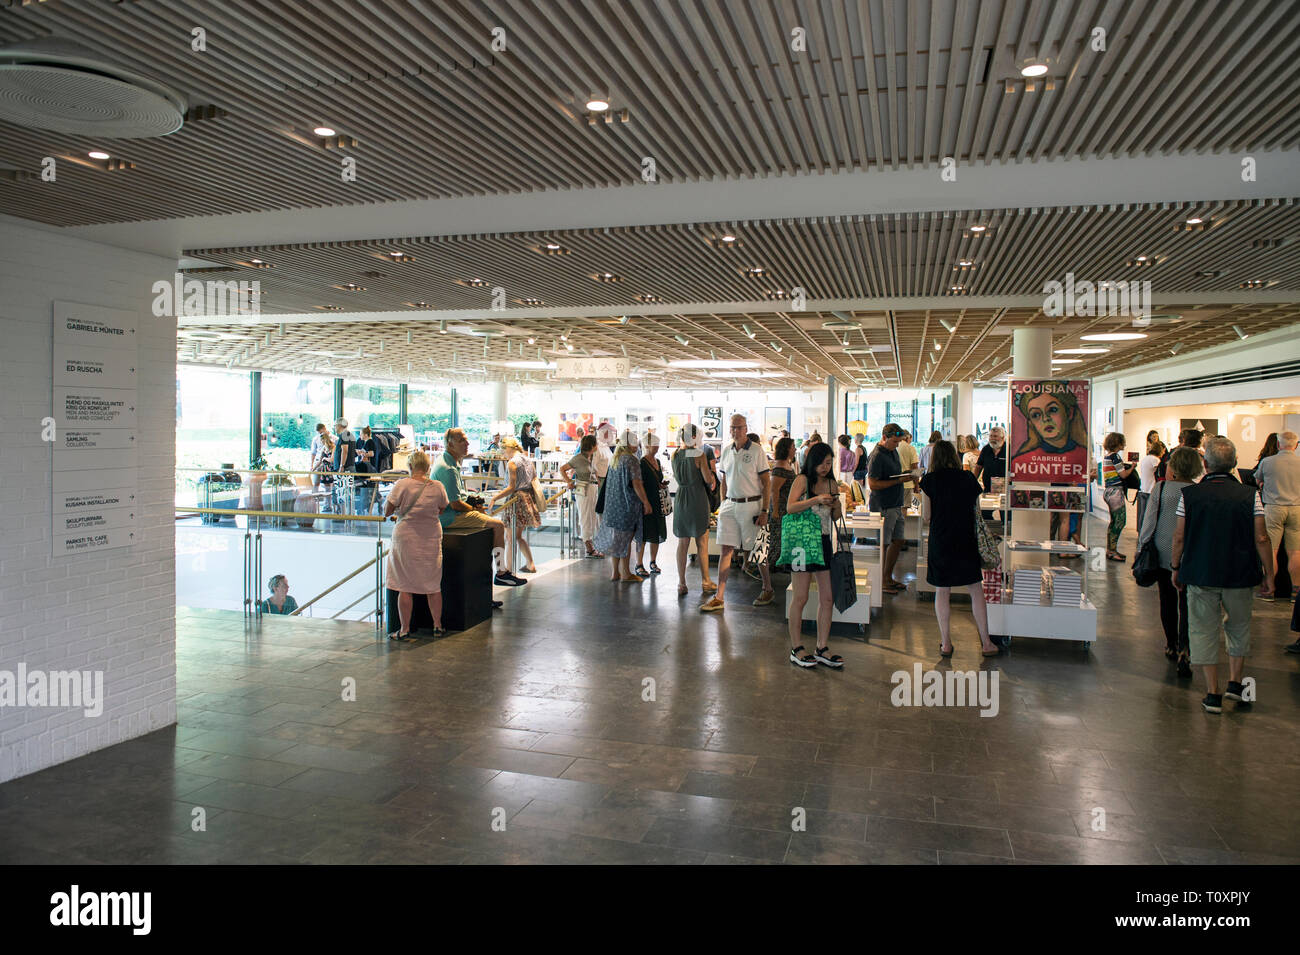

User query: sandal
[677,584,689,597]
[432,626,446,637]
[701,581,718,593]
[982,646,1001,656]
[649,562,662,574]
[389,631,409,642]
[789,644,817,668]
[1106,553,1126,562]
[815,646,844,668]
[940,644,954,658]
[634,565,650,577]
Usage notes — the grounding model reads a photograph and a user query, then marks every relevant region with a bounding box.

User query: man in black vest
[1171,436,1275,713]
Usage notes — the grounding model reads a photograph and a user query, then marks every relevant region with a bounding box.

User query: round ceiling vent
[0,37,185,137]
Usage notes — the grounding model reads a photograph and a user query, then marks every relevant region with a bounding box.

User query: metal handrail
[292,545,389,615]
[174,506,384,521]
[331,587,378,619]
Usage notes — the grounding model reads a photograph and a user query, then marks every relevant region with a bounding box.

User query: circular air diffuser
[0,37,185,137]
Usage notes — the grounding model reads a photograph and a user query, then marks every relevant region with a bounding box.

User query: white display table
[784,572,871,633]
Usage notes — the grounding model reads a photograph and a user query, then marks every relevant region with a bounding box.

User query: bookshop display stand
[984,379,1098,651]
[916,492,1002,599]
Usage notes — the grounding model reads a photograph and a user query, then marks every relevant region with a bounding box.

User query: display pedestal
[986,598,1098,644]
[784,574,871,635]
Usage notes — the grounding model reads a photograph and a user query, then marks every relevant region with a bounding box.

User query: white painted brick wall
[0,218,178,783]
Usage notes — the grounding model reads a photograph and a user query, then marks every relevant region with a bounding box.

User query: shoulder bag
[702,450,721,512]
[1131,482,1165,587]
[974,504,1001,570]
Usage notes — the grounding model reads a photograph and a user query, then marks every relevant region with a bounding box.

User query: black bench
[385,525,494,635]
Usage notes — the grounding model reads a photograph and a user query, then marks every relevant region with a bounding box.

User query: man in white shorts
[702,415,770,612]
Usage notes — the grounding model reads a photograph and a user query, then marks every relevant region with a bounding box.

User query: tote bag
[829,513,858,612]
[974,505,1001,570]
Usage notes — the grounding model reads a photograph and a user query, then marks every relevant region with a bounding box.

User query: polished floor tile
[4,517,1300,864]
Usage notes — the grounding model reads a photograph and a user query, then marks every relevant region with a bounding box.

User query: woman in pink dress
[383,451,450,640]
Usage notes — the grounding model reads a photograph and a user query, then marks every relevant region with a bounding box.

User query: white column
[492,378,508,422]
[825,375,837,440]
[1011,327,1054,548]
[1012,327,1053,378]
[953,380,974,438]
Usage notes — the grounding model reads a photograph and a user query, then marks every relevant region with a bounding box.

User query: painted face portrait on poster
[1009,379,1090,484]
[699,406,722,442]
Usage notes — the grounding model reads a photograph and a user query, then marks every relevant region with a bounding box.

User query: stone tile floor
[4,520,1300,864]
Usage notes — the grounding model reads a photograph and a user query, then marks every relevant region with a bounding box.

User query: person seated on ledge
[259,574,298,615]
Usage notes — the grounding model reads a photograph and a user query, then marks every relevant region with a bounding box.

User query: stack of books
[982,569,1003,603]
[1012,569,1044,605]
[1047,569,1083,608]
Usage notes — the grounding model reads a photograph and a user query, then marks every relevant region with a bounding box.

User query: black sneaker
[1201,693,1223,714]
[491,600,504,610]
[1177,656,1193,678]
[1224,681,1246,702]
[494,572,525,587]
[1285,640,1300,654]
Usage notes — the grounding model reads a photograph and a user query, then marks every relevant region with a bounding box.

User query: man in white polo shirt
[701,414,770,613]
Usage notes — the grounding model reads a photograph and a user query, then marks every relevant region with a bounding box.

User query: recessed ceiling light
[1021,63,1049,77]
[1055,347,1109,355]
[313,126,336,136]
[745,267,765,276]
[949,285,964,292]
[594,272,622,283]
[518,298,544,306]
[87,150,110,160]
[545,242,561,250]
[407,301,429,308]
[635,293,662,303]
[527,337,536,344]
[586,98,609,112]
[337,283,365,291]
[1136,255,1148,262]
[466,277,488,287]
[1185,216,1203,225]
[956,260,974,268]
[1240,279,1269,288]
[968,224,986,233]
[822,320,861,330]
[1080,332,1148,342]
[250,258,263,264]
[1051,358,1083,365]
[720,234,736,243]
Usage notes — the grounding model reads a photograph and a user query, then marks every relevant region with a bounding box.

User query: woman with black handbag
[1137,446,1202,677]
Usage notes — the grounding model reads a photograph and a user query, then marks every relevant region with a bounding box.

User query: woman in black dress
[635,434,669,575]
[919,440,1000,657]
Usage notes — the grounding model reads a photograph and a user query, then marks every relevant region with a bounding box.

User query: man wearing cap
[332,418,356,515]
[701,414,770,613]
[868,423,914,594]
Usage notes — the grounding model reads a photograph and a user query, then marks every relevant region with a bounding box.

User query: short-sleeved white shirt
[718,439,769,499]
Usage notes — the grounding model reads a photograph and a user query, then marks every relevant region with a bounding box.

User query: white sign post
[52,302,140,556]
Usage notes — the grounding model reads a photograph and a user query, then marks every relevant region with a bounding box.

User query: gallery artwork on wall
[764,406,791,439]
[665,412,692,447]
[699,406,722,442]
[558,412,594,441]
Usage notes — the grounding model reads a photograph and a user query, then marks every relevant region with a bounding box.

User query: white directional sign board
[52,302,140,555]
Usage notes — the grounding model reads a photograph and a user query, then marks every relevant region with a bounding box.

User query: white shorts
[717,499,761,550]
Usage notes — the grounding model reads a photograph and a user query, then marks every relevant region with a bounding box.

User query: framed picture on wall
[699,406,722,442]
[665,412,692,446]
[763,407,790,442]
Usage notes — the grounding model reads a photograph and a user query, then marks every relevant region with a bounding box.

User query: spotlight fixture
[742,324,756,338]
[1240,279,1269,288]
[312,126,336,136]
[594,272,622,283]
[406,301,429,308]
[438,320,447,334]
[933,339,942,351]
[745,267,766,276]
[88,150,110,160]
[769,341,783,353]
[1233,325,1248,340]
[618,315,631,326]
[674,335,690,346]
[939,319,956,333]
[337,283,365,291]
[1170,342,1184,354]
[635,293,662,304]
[518,297,544,306]
[466,277,488,287]
[949,285,964,292]
[527,337,536,344]
[560,329,570,341]
[620,344,628,357]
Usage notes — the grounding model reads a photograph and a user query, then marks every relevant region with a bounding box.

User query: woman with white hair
[594,432,652,582]
[491,436,541,575]
[383,450,449,640]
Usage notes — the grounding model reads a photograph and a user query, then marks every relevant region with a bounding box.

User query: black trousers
[1154,567,1189,653]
